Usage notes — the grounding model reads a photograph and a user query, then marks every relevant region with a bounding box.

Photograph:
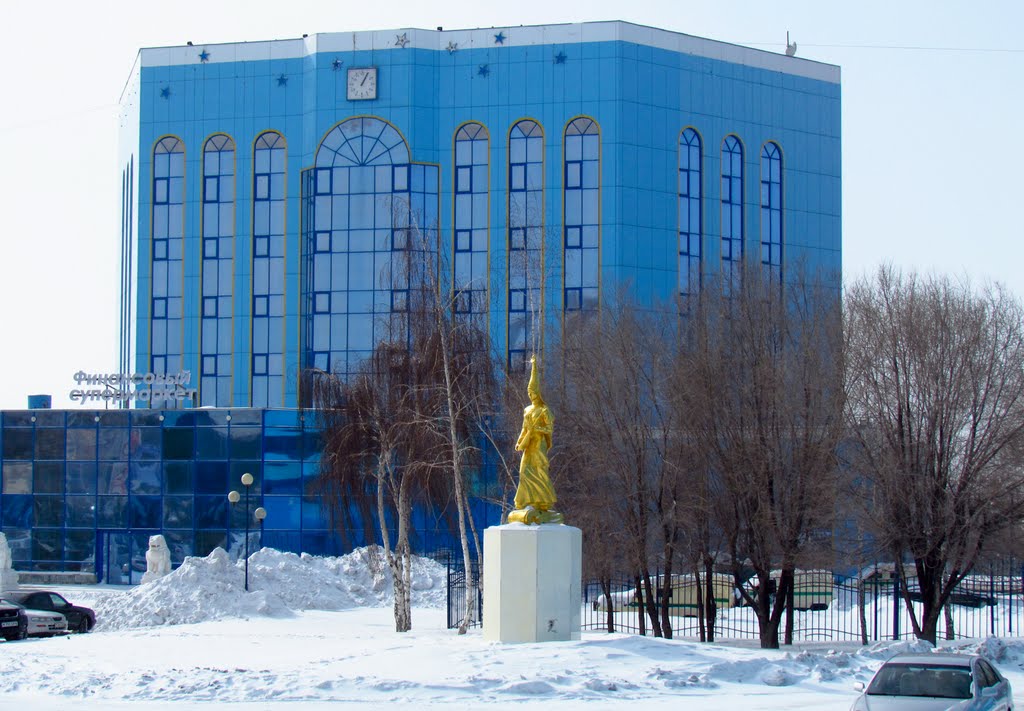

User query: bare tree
[311,195,501,633]
[312,340,442,632]
[555,300,682,638]
[844,266,1024,644]
[680,268,844,648]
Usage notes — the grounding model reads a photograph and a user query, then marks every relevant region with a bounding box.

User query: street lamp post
[228,472,256,591]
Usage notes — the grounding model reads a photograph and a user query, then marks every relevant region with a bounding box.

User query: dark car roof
[883,653,975,668]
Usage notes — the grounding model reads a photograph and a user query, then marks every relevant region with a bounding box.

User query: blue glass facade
[0,408,491,579]
[116,21,841,406]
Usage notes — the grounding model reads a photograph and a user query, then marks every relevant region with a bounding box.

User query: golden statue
[507,356,564,525]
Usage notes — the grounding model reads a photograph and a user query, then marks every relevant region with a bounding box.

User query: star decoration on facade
[276,74,288,87]
[494,31,506,45]
[477,64,490,77]
[331,58,343,71]
[199,49,210,63]
[554,51,567,64]
[395,33,410,48]
[446,41,458,54]
[160,86,171,99]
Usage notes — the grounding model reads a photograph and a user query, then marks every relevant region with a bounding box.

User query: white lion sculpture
[0,532,10,571]
[141,534,172,584]
[0,532,18,591]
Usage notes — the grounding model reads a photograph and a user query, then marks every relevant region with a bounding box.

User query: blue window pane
[262,496,301,529]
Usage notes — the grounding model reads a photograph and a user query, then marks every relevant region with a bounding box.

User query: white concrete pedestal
[482,523,582,643]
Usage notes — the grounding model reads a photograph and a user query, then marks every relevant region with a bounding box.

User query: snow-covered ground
[2,548,1023,710]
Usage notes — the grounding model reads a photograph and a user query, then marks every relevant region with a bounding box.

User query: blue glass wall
[0,408,494,581]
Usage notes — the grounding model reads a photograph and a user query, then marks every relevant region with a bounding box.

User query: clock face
[347,67,377,101]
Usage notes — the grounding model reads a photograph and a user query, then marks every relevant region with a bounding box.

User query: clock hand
[361,73,368,86]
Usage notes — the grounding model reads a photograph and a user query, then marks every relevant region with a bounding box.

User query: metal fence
[444,552,483,630]
[449,557,1024,641]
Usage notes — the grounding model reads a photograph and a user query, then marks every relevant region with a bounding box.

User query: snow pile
[244,546,448,610]
[93,546,447,631]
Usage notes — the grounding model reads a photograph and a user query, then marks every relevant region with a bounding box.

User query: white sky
[1,0,1021,409]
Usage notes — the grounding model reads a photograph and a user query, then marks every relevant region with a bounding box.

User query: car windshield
[867,663,972,699]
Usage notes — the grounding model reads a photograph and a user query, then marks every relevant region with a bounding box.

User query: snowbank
[93,546,447,631]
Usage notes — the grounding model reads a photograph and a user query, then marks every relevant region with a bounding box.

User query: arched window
[563,117,599,312]
[150,136,185,405]
[304,117,437,378]
[721,135,744,289]
[200,134,236,406]
[760,142,783,283]
[507,119,544,372]
[252,131,286,407]
[453,122,489,327]
[679,128,702,297]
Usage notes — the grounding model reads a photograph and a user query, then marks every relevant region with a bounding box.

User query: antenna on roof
[785,31,797,57]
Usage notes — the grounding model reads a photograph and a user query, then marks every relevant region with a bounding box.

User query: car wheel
[17,627,27,640]
[76,618,90,634]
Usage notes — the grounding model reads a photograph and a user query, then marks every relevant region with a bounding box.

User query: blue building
[117,20,841,408]
[0,22,840,579]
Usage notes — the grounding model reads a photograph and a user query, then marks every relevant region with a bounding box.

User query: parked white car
[851,653,1013,710]
[0,598,67,637]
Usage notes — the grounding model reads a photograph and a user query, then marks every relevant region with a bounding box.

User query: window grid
[150,137,185,407]
[721,135,744,291]
[679,128,702,297]
[563,118,600,313]
[453,123,489,329]
[200,135,236,406]
[252,132,287,407]
[507,120,544,372]
[761,141,783,283]
[304,118,438,379]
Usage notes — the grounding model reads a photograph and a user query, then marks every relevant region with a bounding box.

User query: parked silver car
[0,599,67,638]
[851,653,1013,710]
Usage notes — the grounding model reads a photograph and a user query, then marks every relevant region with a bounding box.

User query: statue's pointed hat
[527,355,545,405]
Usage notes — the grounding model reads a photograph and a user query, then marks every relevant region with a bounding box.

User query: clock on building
[347,67,378,100]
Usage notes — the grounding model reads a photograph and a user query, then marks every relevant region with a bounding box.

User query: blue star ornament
[494,31,506,45]
[477,64,490,77]
[160,86,171,99]
[332,58,343,71]
[276,74,288,87]
[554,51,567,64]
[199,49,210,63]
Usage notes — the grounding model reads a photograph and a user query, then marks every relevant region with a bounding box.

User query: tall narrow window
[200,134,235,406]
[507,119,544,372]
[252,131,286,407]
[761,141,783,283]
[563,117,599,313]
[303,117,438,379]
[150,136,185,406]
[453,123,489,329]
[679,128,702,297]
[721,135,744,290]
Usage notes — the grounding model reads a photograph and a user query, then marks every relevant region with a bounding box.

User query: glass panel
[164,497,194,528]
[164,461,194,495]
[2,462,32,493]
[196,461,228,495]
[162,427,195,460]
[2,429,33,459]
[66,496,97,528]
[35,428,65,459]
[33,462,64,494]
[66,462,98,494]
